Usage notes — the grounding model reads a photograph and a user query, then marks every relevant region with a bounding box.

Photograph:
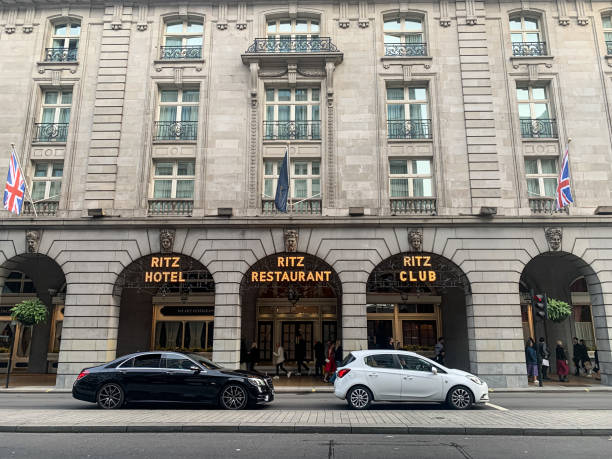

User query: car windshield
[186,353,222,370]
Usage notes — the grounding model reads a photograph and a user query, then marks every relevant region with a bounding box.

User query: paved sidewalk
[0,408,610,436]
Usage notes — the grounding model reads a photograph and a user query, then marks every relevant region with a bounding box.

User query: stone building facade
[0,0,611,389]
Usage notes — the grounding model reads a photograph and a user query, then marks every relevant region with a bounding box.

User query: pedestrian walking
[246,341,259,372]
[314,340,325,377]
[538,337,550,380]
[556,340,569,382]
[323,340,336,383]
[329,340,343,383]
[579,339,592,376]
[434,337,446,365]
[525,338,539,384]
[572,337,582,376]
[295,331,309,376]
[273,342,289,378]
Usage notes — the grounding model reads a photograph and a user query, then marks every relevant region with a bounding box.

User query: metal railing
[512,41,547,56]
[22,200,59,216]
[148,199,193,216]
[159,46,202,60]
[33,123,69,142]
[384,43,427,57]
[264,120,321,141]
[153,121,198,141]
[262,199,322,215]
[387,119,432,140]
[390,198,437,215]
[529,197,568,214]
[246,37,339,54]
[607,41,612,55]
[44,47,78,62]
[520,118,557,138]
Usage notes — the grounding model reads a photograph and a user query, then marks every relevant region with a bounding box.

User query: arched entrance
[240,252,342,367]
[113,253,215,358]
[520,251,608,383]
[0,254,66,386]
[367,252,471,371]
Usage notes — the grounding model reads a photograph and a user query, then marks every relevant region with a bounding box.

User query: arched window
[265,17,320,52]
[2,271,35,294]
[161,19,203,59]
[510,15,546,56]
[45,20,80,62]
[383,16,426,56]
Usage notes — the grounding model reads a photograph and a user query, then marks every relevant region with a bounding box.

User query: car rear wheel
[347,386,372,410]
[96,383,124,410]
[446,386,473,410]
[220,384,248,410]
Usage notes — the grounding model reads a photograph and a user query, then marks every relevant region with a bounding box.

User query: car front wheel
[96,383,124,409]
[220,384,248,410]
[446,386,473,410]
[347,386,372,410]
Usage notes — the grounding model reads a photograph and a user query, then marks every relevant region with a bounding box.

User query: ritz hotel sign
[144,256,186,283]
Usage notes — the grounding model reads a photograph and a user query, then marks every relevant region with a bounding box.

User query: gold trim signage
[145,256,186,283]
[251,256,332,282]
[399,256,437,283]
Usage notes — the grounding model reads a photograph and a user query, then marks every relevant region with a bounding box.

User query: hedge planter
[547,298,572,323]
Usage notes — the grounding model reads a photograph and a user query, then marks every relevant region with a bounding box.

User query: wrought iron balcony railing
[390,198,437,215]
[262,199,322,215]
[44,47,78,62]
[387,119,432,140]
[22,200,59,216]
[148,199,193,216]
[264,120,321,141]
[159,46,202,60]
[607,41,612,55]
[246,37,339,54]
[154,121,198,141]
[33,123,69,143]
[384,43,428,57]
[512,41,547,56]
[520,118,557,138]
[529,197,568,215]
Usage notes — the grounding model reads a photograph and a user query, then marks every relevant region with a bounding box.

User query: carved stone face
[25,230,40,253]
[160,229,175,253]
[284,229,298,253]
[545,228,562,251]
[408,230,423,252]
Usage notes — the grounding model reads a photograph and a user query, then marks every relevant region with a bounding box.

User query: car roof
[349,349,420,357]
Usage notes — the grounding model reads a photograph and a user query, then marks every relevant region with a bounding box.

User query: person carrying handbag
[538,337,550,380]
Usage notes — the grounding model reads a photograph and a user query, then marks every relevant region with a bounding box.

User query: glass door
[282,321,313,361]
[258,321,273,361]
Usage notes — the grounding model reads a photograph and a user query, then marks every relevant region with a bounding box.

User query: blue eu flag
[274,149,289,213]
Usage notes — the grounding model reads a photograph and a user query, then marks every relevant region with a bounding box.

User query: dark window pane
[163,355,194,370]
[133,354,162,368]
[397,355,432,372]
[365,354,399,369]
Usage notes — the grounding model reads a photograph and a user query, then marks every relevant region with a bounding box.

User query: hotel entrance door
[282,322,313,361]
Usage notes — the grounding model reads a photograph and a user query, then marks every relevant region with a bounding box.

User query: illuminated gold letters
[145,256,186,283]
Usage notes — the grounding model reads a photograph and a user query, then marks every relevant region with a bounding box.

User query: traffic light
[533,294,548,320]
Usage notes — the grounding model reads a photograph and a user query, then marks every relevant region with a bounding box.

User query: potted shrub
[10,299,48,326]
[547,298,572,323]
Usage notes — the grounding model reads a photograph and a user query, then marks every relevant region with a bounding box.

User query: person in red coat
[323,341,337,382]
[556,340,569,382]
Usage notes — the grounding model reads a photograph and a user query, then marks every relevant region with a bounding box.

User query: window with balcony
[155,88,199,141]
[25,161,63,216]
[510,15,546,56]
[265,18,322,53]
[264,88,320,140]
[603,15,612,55]
[388,158,435,215]
[45,21,80,62]
[161,19,203,59]
[517,85,557,138]
[262,159,321,214]
[386,87,431,140]
[383,16,427,56]
[148,160,195,216]
[34,90,71,143]
[525,157,561,213]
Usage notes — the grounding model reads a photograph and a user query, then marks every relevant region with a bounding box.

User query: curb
[0,424,609,436]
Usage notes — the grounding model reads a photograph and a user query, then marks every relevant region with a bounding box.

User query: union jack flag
[556,147,574,210]
[3,148,26,215]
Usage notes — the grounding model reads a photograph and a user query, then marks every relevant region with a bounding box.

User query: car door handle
[368,373,378,377]
[403,376,414,380]
[119,370,127,375]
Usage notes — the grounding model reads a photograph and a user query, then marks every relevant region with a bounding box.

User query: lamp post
[4,320,17,389]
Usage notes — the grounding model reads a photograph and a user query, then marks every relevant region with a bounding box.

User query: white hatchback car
[334,350,489,410]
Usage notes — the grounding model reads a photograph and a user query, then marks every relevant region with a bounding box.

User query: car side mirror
[431,367,438,375]
[190,365,201,373]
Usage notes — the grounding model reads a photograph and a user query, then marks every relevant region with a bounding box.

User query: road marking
[485,402,508,411]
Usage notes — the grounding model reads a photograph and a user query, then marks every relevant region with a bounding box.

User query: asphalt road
[1,391,611,411]
[1,433,611,459]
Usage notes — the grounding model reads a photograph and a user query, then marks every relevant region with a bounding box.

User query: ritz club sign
[144,256,186,283]
[251,255,332,283]
[398,255,437,283]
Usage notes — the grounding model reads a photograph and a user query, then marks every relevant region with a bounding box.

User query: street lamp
[287,286,300,311]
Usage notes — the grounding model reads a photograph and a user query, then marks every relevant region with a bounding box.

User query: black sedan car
[72,351,274,410]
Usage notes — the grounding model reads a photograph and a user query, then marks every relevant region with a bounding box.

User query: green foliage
[10,299,48,326]
[547,298,572,323]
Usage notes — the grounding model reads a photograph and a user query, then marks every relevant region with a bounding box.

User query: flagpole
[10,143,37,218]
[287,140,292,216]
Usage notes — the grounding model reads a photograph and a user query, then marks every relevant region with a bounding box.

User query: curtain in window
[42,108,55,124]
[293,179,307,198]
[31,182,46,201]
[186,322,205,349]
[49,180,61,198]
[526,178,540,197]
[176,180,194,199]
[164,322,182,348]
[389,160,408,175]
[405,33,423,44]
[390,178,409,197]
[153,180,172,198]
[543,178,557,197]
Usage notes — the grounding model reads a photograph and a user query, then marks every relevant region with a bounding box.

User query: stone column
[212,272,242,369]
[586,266,612,386]
[339,270,368,355]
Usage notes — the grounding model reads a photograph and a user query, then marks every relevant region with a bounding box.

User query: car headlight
[248,377,266,387]
[467,375,484,385]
